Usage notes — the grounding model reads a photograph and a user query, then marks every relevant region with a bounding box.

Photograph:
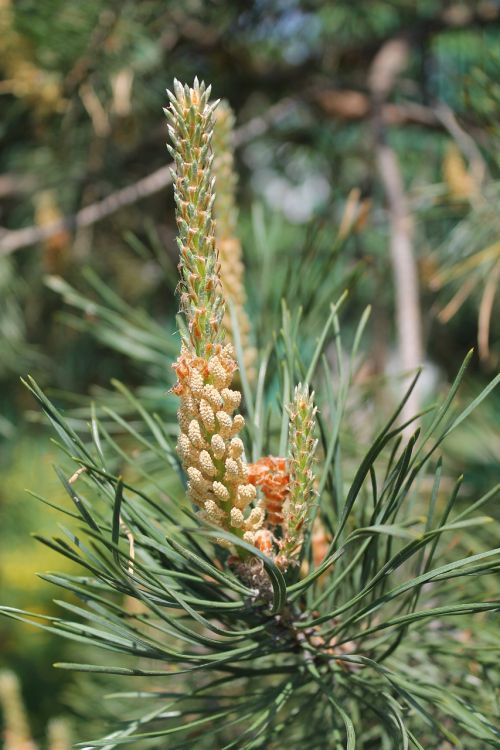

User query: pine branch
[0,98,296,256]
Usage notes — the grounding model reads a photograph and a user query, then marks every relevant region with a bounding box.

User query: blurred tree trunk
[370,38,423,431]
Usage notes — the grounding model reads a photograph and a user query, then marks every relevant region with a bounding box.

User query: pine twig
[0,98,296,256]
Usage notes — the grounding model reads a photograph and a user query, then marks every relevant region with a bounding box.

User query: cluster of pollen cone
[173,342,264,544]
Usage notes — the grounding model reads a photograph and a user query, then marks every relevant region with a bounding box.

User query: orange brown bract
[254,529,274,556]
[248,456,289,525]
[172,348,216,396]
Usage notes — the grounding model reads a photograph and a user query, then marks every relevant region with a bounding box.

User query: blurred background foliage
[0,0,499,746]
